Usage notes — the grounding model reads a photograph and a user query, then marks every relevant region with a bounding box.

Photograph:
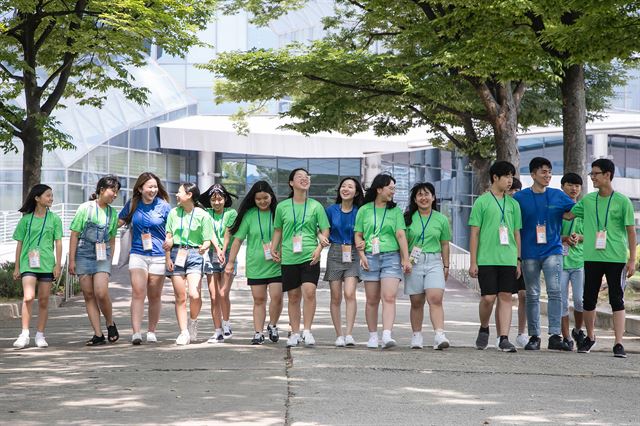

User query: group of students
[10,158,635,358]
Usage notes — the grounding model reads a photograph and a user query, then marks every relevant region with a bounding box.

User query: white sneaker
[516,334,529,348]
[335,336,346,347]
[367,335,379,349]
[35,334,48,348]
[207,331,224,344]
[410,333,424,349]
[176,331,190,346]
[434,332,450,350]
[13,334,30,349]
[495,337,501,350]
[131,332,142,345]
[223,322,233,340]
[187,319,198,341]
[286,333,301,347]
[382,331,396,349]
[302,330,315,347]
[345,335,356,346]
[146,332,158,343]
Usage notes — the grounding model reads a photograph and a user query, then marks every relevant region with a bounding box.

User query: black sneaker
[524,335,541,350]
[267,324,280,343]
[563,338,574,352]
[475,328,489,350]
[548,334,571,351]
[498,337,517,353]
[572,328,586,347]
[613,343,627,358]
[86,334,106,346]
[251,333,265,345]
[578,336,596,353]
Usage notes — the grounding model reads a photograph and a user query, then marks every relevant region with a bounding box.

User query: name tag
[142,232,153,251]
[499,225,509,246]
[341,244,352,263]
[292,235,303,253]
[174,247,188,267]
[595,231,607,250]
[536,224,547,244]
[371,237,380,255]
[263,242,273,260]
[409,246,422,264]
[96,242,107,261]
[28,249,41,268]
[561,243,569,256]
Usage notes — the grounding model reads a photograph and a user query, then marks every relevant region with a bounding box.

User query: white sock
[303,329,311,335]
[435,329,445,335]
[369,331,378,338]
[35,331,45,338]
[412,332,421,337]
[21,329,29,337]
[215,328,223,334]
[382,329,392,337]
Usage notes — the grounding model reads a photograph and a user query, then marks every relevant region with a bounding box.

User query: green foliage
[0,262,22,299]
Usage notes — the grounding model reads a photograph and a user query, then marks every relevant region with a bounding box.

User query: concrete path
[2,267,640,425]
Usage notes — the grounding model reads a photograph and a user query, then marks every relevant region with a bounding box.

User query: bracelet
[444,266,449,269]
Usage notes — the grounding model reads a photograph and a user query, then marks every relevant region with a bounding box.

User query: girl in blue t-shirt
[118,172,171,345]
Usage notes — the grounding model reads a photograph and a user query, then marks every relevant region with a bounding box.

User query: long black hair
[404,182,438,226]
[89,175,121,201]
[229,180,278,235]
[334,177,365,207]
[122,172,170,224]
[287,167,309,198]
[180,182,203,208]
[19,184,52,214]
[199,183,237,209]
[363,173,396,208]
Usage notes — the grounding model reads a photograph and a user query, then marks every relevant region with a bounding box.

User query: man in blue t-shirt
[513,157,575,351]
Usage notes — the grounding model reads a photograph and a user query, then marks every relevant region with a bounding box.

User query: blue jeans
[560,268,584,317]
[522,255,562,336]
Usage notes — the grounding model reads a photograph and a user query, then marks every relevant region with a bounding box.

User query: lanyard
[418,210,434,245]
[291,199,307,235]
[339,208,355,245]
[95,201,111,242]
[490,191,506,224]
[211,209,226,245]
[257,209,272,242]
[530,189,549,225]
[179,207,196,247]
[373,205,388,236]
[595,192,615,231]
[567,219,575,235]
[26,209,49,247]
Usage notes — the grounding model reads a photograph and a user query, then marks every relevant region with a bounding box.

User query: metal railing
[0,203,81,243]
[62,253,79,301]
[449,243,479,294]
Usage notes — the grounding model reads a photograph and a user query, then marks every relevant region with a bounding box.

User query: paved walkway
[2,267,640,425]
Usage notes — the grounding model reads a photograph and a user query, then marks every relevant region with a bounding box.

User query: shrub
[0,262,23,299]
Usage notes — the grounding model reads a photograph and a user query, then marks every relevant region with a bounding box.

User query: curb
[0,295,64,320]
[540,299,640,336]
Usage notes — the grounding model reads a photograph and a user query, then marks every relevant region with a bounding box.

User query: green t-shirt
[561,217,584,270]
[207,208,238,248]
[70,201,119,239]
[166,206,214,247]
[274,198,330,265]
[354,203,406,253]
[571,191,635,263]
[233,207,281,279]
[406,210,451,253]
[468,192,522,266]
[13,211,63,274]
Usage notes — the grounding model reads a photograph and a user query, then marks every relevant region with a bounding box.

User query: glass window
[166,153,182,182]
[109,131,128,148]
[0,150,21,168]
[149,153,167,179]
[67,185,85,204]
[89,146,109,173]
[247,157,277,186]
[130,151,149,176]
[219,160,247,189]
[0,170,22,182]
[393,152,410,164]
[70,155,87,171]
[309,159,339,186]
[626,137,640,178]
[41,170,66,182]
[0,184,22,208]
[68,171,83,184]
[130,125,148,151]
[169,108,187,121]
[110,147,128,176]
[339,159,361,178]
[277,158,307,196]
[149,127,161,151]
[42,153,63,168]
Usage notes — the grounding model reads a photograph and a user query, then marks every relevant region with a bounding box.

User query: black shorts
[247,276,283,286]
[281,261,320,292]
[514,275,526,293]
[583,261,626,312]
[21,272,55,282]
[478,265,517,296]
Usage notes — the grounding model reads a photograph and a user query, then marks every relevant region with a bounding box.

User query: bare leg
[146,274,164,332]
[251,285,268,332]
[20,277,37,331]
[80,275,103,336]
[329,280,343,336]
[364,281,381,333]
[186,274,202,320]
[380,278,400,331]
[92,272,113,326]
[409,293,426,332]
[479,294,497,328]
[129,269,148,334]
[268,282,283,326]
[497,292,513,336]
[171,276,188,332]
[343,277,358,336]
[301,282,317,330]
[35,281,52,333]
[426,288,445,331]
[207,273,223,329]
[288,287,302,333]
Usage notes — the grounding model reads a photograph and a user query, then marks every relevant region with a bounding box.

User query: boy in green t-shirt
[566,159,636,358]
[469,161,522,353]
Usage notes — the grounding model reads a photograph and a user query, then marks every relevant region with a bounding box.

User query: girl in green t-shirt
[199,183,238,343]
[226,180,283,345]
[402,182,451,350]
[69,175,121,346]
[354,173,411,349]
[12,184,63,349]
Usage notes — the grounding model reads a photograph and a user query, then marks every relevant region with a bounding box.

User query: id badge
[142,232,153,251]
[409,246,422,264]
[595,231,607,250]
[28,249,41,268]
[95,242,107,261]
[561,243,570,256]
[263,242,273,260]
[499,225,509,246]
[175,247,188,267]
[371,237,380,255]
[292,235,303,253]
[536,225,547,244]
[342,244,353,263]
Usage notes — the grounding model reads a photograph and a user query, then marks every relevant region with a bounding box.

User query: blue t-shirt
[513,188,575,259]
[119,197,171,257]
[326,204,358,245]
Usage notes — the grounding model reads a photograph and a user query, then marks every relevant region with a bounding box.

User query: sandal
[107,322,119,343]
[86,334,106,346]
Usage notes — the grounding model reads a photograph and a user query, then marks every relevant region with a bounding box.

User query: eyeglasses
[588,171,604,177]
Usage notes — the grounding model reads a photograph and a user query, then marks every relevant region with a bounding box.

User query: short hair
[489,161,516,183]
[529,157,552,173]
[592,158,615,180]
[510,177,522,191]
[561,172,583,186]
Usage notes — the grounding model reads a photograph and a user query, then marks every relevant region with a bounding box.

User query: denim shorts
[404,252,446,295]
[204,250,237,275]
[360,251,403,282]
[75,238,112,276]
[166,247,204,277]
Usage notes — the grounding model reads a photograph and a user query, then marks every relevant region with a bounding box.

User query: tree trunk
[21,124,44,201]
[469,154,492,195]
[493,99,520,173]
[561,64,586,178]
